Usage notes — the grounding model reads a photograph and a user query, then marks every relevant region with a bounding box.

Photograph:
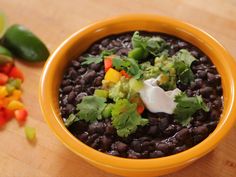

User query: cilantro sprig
[174,92,209,126]
[111,99,148,137]
[81,50,114,65]
[76,96,107,122]
[174,49,196,84]
[130,31,168,59]
[112,56,142,79]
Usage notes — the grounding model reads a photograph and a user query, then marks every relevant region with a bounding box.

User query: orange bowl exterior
[39,14,236,177]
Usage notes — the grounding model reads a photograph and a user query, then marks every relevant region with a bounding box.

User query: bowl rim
[39,14,236,171]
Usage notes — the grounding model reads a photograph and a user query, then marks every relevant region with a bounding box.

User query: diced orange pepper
[10,90,22,100]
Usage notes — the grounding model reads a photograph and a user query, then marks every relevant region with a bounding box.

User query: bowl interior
[39,14,236,171]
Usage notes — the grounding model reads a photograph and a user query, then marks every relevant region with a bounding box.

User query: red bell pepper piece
[104,56,114,72]
[120,70,131,78]
[0,73,8,85]
[14,109,28,125]
[8,66,24,82]
[0,63,13,74]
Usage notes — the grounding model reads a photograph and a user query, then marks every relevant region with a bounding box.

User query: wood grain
[1,0,236,177]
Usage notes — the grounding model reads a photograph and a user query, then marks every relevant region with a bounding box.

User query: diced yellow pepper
[7,100,24,110]
[104,68,122,83]
[0,86,8,99]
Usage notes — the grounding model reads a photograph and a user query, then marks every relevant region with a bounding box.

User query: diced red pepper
[4,108,14,121]
[130,96,145,114]
[14,109,28,125]
[0,73,8,85]
[120,70,131,79]
[104,56,114,72]
[8,66,24,82]
[0,63,13,74]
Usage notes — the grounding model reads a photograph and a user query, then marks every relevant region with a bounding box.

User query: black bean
[131,140,142,152]
[156,142,170,153]
[67,91,76,103]
[116,48,129,56]
[173,145,187,154]
[93,76,103,87]
[89,44,100,55]
[86,133,99,145]
[107,150,120,156]
[210,110,220,121]
[199,56,208,63]
[194,78,203,89]
[197,70,207,79]
[62,95,68,106]
[149,150,165,158]
[147,125,158,135]
[78,67,87,74]
[88,122,104,134]
[90,63,101,71]
[75,92,87,103]
[210,94,217,100]
[74,85,82,93]
[159,117,169,131]
[177,41,188,48]
[79,132,89,142]
[206,121,218,132]
[163,125,176,136]
[193,125,208,135]
[63,85,73,94]
[100,136,112,150]
[83,70,96,83]
[71,60,80,68]
[175,128,189,142]
[65,104,75,113]
[127,150,141,159]
[87,87,95,95]
[199,87,213,97]
[111,40,121,47]
[105,122,116,135]
[190,50,199,58]
[61,79,71,86]
[101,38,110,47]
[115,141,128,153]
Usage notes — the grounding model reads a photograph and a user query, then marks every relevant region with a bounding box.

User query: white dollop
[139,78,181,114]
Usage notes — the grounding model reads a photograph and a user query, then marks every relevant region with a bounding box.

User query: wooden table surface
[1,0,236,177]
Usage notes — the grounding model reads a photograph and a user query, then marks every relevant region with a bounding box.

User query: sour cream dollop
[139,78,181,114]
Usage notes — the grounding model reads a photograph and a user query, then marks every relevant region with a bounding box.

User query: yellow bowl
[39,14,236,177]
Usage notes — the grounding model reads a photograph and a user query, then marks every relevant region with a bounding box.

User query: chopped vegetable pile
[0,11,50,142]
[64,31,210,138]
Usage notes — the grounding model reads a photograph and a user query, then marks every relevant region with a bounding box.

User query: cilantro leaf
[65,114,79,127]
[82,50,114,65]
[174,49,196,67]
[112,56,142,79]
[131,31,168,58]
[81,55,103,65]
[76,96,107,122]
[174,92,209,126]
[111,99,148,137]
[174,49,196,84]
